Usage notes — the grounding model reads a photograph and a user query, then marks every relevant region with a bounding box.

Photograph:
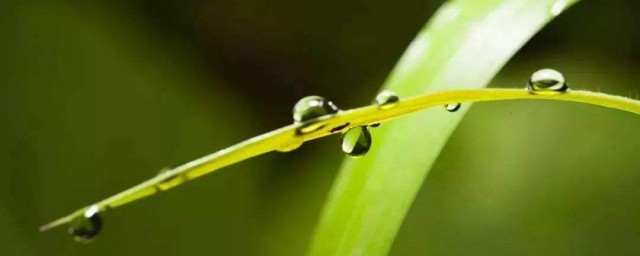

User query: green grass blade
[309,0,581,255]
[41,88,640,233]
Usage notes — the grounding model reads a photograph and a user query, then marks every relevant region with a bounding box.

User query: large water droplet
[340,126,372,157]
[444,103,461,112]
[527,69,568,95]
[374,90,399,109]
[293,96,339,122]
[68,205,102,243]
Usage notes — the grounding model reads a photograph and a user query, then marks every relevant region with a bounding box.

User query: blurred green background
[2,0,640,255]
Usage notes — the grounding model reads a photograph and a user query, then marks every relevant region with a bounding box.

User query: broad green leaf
[309,0,581,255]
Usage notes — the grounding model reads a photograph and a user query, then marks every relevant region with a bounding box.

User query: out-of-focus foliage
[393,52,640,255]
[310,1,580,255]
[1,0,639,255]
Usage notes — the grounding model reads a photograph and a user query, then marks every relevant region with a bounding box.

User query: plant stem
[40,88,640,232]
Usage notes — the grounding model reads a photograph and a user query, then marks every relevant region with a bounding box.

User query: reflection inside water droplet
[292,96,339,122]
[68,205,102,243]
[527,68,569,95]
[374,90,399,109]
[444,103,461,112]
[340,126,372,157]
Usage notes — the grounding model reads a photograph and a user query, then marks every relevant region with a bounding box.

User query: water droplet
[369,123,381,128]
[374,90,399,109]
[276,140,303,152]
[157,167,171,175]
[293,96,339,122]
[444,103,461,112]
[340,126,372,157]
[527,69,569,95]
[68,205,102,243]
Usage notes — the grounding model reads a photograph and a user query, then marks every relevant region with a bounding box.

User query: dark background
[2,0,640,255]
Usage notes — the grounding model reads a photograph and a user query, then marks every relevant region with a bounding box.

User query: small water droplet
[293,96,339,122]
[68,205,102,243]
[276,140,303,152]
[527,69,569,95]
[444,103,461,112]
[374,90,399,109]
[340,126,372,157]
[157,167,171,176]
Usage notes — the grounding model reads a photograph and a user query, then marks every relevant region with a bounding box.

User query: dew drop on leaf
[68,205,102,243]
[276,140,303,152]
[293,96,339,122]
[374,90,399,109]
[527,68,569,95]
[340,126,372,157]
[157,167,171,176]
[444,103,461,112]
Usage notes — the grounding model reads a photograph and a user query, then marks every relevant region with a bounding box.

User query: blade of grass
[309,0,581,255]
[41,87,640,232]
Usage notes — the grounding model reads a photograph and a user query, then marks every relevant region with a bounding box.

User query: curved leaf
[309,0,580,255]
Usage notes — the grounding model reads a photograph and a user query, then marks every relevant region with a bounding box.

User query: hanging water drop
[340,126,372,157]
[527,68,569,95]
[292,96,339,122]
[444,103,461,112]
[374,90,399,109]
[68,205,102,243]
[276,140,303,152]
